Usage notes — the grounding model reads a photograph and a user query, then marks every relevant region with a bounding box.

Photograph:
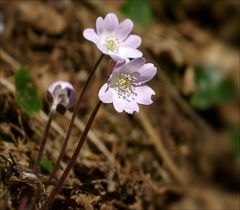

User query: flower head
[83,13,142,61]
[98,58,156,114]
[47,81,76,114]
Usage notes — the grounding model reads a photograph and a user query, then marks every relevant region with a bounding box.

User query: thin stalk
[41,101,102,210]
[47,54,104,184]
[32,186,41,210]
[18,191,31,210]
[18,111,55,210]
[33,110,55,173]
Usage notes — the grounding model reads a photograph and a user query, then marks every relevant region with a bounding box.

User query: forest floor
[0,1,239,210]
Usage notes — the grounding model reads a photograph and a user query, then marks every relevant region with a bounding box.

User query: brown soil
[0,1,239,210]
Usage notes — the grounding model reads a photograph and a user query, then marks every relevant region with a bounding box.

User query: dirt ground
[0,0,239,210]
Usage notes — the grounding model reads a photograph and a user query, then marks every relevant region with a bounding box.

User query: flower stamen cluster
[112,73,138,101]
[104,37,119,52]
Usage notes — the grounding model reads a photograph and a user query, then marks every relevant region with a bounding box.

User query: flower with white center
[98,57,156,114]
[47,81,76,114]
[83,13,142,61]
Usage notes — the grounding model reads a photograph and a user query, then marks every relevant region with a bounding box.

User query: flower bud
[47,81,76,114]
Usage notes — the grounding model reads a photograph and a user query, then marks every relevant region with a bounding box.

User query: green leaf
[215,79,236,103]
[40,156,53,173]
[190,64,236,109]
[190,89,213,109]
[0,189,8,198]
[121,0,153,27]
[230,127,240,158]
[14,67,42,115]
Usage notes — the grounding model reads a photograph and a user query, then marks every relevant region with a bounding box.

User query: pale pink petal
[96,43,107,54]
[113,93,124,113]
[104,13,119,32]
[109,59,127,83]
[121,35,142,48]
[109,54,129,63]
[138,63,157,83]
[83,29,100,44]
[47,81,76,111]
[112,59,127,72]
[123,99,139,114]
[121,57,145,75]
[96,17,105,35]
[115,19,133,41]
[135,86,155,105]
[48,80,74,96]
[98,83,113,103]
[65,87,76,108]
[119,47,143,58]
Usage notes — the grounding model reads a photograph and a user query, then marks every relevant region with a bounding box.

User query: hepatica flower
[47,81,76,114]
[83,13,142,60]
[98,58,156,114]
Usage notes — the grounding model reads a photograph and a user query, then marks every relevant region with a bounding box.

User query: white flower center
[112,73,138,101]
[104,37,118,52]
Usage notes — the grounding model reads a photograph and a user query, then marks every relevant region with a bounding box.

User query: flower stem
[41,100,102,210]
[33,110,55,174]
[46,54,104,184]
[18,111,55,210]
[18,191,31,210]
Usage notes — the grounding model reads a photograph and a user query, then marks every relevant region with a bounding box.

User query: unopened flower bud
[47,81,76,114]
[22,172,39,181]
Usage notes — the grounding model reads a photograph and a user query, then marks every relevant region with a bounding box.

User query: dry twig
[137,109,187,185]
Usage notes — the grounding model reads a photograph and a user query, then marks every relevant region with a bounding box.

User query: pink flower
[98,58,156,114]
[83,13,142,60]
[47,81,76,114]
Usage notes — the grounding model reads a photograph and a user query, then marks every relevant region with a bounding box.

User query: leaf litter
[0,1,239,210]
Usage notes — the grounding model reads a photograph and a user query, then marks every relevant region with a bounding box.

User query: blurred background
[0,0,239,210]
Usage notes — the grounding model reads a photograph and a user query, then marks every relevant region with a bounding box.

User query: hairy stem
[47,54,104,184]
[18,111,55,210]
[18,191,31,210]
[41,101,102,210]
[33,111,55,174]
